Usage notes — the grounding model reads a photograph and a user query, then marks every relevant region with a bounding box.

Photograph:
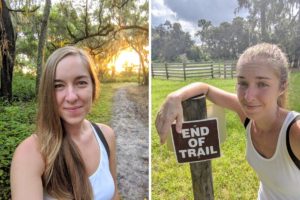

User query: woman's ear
[279,82,288,95]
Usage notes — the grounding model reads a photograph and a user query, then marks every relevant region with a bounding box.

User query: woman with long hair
[10,46,119,199]
[156,43,300,199]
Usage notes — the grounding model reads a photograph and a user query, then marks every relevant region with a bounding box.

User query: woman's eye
[54,84,64,89]
[77,81,88,87]
[238,82,248,88]
[257,82,268,88]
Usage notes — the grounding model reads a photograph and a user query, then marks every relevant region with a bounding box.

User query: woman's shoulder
[288,112,300,159]
[94,123,116,144]
[290,118,300,138]
[11,135,45,174]
[289,111,300,132]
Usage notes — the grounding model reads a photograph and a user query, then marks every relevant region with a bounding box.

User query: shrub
[0,101,36,199]
[12,72,36,101]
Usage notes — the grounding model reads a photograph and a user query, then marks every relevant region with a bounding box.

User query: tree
[196,17,252,60]
[49,0,148,82]
[36,0,51,93]
[119,0,148,85]
[236,0,300,67]
[236,0,273,42]
[0,0,39,101]
[1,0,148,94]
[0,0,16,101]
[152,21,194,62]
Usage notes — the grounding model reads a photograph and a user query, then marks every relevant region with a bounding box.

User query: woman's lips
[64,106,82,111]
[244,104,261,110]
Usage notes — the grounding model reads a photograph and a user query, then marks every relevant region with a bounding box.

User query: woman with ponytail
[10,46,119,200]
[156,43,300,200]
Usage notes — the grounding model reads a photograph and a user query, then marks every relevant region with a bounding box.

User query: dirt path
[110,84,149,199]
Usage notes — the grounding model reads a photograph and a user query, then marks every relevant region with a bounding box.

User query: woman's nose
[65,86,78,103]
[244,86,256,102]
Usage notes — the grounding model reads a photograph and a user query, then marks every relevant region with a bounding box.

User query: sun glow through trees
[113,49,140,73]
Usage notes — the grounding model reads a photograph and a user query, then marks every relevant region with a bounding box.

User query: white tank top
[246,111,300,200]
[44,124,115,200]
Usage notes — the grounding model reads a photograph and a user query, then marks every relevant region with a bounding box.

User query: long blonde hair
[36,46,99,199]
[236,43,289,108]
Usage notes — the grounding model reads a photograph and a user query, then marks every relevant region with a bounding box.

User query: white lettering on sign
[178,146,218,158]
[187,137,205,147]
[171,118,221,163]
[181,126,209,138]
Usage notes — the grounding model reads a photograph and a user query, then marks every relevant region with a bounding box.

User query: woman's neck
[252,107,286,134]
[63,119,88,138]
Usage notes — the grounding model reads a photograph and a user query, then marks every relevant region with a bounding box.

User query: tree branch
[66,25,77,40]
[68,24,115,44]
[84,0,89,37]
[119,25,148,33]
[112,0,130,9]
[7,6,40,13]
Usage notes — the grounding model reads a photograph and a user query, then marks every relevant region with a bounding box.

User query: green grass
[288,72,300,111]
[151,72,300,200]
[88,82,131,125]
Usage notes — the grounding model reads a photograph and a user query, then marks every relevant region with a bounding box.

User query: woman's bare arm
[10,135,45,200]
[155,82,245,144]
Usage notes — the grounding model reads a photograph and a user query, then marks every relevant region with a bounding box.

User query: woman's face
[236,62,282,120]
[54,55,93,126]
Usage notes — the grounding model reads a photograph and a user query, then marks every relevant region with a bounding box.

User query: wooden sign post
[182,94,214,200]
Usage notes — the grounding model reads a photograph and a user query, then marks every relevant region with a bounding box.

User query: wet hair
[236,43,289,108]
[36,46,99,199]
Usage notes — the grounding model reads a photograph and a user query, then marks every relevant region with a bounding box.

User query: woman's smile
[64,106,83,115]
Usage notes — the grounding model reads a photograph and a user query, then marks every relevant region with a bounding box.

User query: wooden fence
[151,62,236,80]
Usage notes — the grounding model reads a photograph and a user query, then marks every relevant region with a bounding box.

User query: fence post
[183,62,186,81]
[223,62,226,79]
[218,62,221,78]
[211,63,214,79]
[151,63,154,78]
[231,64,233,79]
[182,95,214,200]
[165,63,169,80]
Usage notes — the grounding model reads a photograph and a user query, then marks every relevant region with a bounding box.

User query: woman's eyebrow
[256,76,271,80]
[75,75,89,80]
[237,76,271,80]
[54,75,89,82]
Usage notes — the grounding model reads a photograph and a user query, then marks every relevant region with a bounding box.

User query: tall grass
[151,72,300,200]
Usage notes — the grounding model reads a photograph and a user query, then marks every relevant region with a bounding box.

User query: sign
[171,118,221,163]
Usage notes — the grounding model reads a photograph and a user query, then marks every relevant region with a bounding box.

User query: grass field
[151,72,300,200]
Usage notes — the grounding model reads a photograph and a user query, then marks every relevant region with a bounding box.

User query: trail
[110,85,149,199]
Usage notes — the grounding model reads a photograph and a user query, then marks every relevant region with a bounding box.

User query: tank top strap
[91,122,110,158]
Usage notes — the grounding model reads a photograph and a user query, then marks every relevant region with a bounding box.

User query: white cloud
[151,0,177,26]
[151,0,200,42]
[151,0,248,43]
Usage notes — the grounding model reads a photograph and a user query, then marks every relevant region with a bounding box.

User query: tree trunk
[131,45,148,85]
[260,1,268,42]
[36,0,52,94]
[292,9,300,68]
[138,51,148,85]
[0,0,16,101]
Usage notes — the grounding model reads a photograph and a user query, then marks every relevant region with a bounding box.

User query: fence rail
[152,62,236,80]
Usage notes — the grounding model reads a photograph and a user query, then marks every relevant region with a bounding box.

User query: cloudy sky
[151,0,248,40]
